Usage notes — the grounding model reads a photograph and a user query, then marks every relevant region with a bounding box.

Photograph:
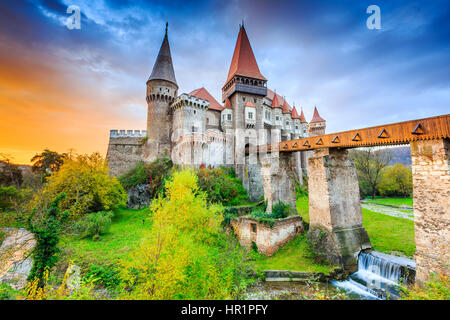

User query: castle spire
[299,108,307,123]
[310,106,325,123]
[226,25,266,83]
[148,23,177,87]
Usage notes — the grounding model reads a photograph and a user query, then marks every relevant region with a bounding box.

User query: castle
[107,23,326,202]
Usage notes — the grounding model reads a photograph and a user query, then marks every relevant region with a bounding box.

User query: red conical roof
[291,106,300,119]
[300,109,307,123]
[224,98,232,109]
[310,106,325,123]
[271,93,282,108]
[189,87,224,111]
[282,100,291,114]
[226,26,266,83]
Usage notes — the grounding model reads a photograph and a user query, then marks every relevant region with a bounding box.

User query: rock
[126,184,151,209]
[66,265,81,290]
[0,227,36,290]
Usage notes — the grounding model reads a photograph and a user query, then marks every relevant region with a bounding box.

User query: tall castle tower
[145,23,178,161]
[222,25,268,181]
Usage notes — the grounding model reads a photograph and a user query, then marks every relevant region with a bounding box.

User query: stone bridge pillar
[411,139,450,284]
[261,153,297,213]
[307,148,371,271]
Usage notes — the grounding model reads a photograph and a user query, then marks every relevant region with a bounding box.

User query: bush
[196,167,248,206]
[0,185,19,211]
[295,174,308,198]
[84,264,122,289]
[119,158,173,197]
[74,211,114,239]
[249,202,293,227]
[377,164,413,197]
[31,152,127,217]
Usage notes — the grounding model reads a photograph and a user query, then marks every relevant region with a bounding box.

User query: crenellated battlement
[171,93,210,111]
[110,129,147,138]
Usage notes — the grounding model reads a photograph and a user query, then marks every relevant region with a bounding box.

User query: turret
[146,23,178,160]
[308,106,326,136]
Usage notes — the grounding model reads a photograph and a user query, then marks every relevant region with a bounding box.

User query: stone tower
[222,25,268,195]
[308,106,326,136]
[145,23,178,161]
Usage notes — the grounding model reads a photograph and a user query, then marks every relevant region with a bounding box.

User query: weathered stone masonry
[307,148,371,271]
[231,215,304,256]
[411,138,450,284]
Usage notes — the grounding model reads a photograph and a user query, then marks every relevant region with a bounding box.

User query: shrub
[84,264,122,289]
[118,158,173,197]
[27,193,69,286]
[400,273,449,300]
[295,174,309,198]
[119,169,253,299]
[74,211,114,239]
[377,164,413,197]
[30,152,127,217]
[196,167,248,206]
[0,185,19,211]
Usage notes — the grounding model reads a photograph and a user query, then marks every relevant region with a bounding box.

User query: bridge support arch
[307,147,371,271]
[411,138,450,284]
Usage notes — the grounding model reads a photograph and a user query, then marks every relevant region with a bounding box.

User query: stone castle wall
[106,130,146,177]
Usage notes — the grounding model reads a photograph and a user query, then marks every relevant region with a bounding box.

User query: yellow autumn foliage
[30,152,127,216]
[119,169,248,300]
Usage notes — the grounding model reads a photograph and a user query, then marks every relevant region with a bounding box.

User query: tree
[120,169,252,299]
[350,148,392,199]
[27,193,69,287]
[0,154,23,188]
[30,149,67,179]
[378,164,413,197]
[30,152,127,217]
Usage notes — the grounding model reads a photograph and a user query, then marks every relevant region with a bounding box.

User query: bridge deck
[247,114,450,153]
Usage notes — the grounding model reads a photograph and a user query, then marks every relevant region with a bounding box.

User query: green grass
[296,197,309,223]
[252,235,336,274]
[60,208,151,270]
[365,197,413,208]
[296,195,415,258]
[362,208,415,258]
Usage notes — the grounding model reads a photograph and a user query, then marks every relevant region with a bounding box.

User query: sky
[0,0,449,164]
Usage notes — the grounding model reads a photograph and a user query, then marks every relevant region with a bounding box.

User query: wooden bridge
[248,114,449,284]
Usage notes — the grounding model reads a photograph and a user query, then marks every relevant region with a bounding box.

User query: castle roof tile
[226,25,266,83]
[189,87,224,111]
[148,23,177,87]
[310,106,325,123]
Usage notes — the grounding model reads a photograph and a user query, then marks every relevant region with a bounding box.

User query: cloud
[0,0,449,163]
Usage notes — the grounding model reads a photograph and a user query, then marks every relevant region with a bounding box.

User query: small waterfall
[331,251,416,300]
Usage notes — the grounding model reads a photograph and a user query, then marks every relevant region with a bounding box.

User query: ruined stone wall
[411,139,450,284]
[106,132,145,177]
[230,216,304,256]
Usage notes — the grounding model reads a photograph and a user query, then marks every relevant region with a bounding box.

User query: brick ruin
[230,216,304,256]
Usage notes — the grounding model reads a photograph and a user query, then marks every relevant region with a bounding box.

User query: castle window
[243,97,246,102]
[296,126,299,130]
[286,121,289,126]
[254,98,257,103]
[227,114,231,121]
[251,223,257,233]
[248,112,253,120]
[192,126,197,133]
[194,110,196,114]
[276,116,279,121]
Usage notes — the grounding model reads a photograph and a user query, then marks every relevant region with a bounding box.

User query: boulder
[0,227,36,290]
[127,184,151,209]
